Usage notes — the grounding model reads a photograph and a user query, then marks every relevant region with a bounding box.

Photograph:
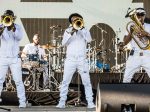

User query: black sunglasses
[136,13,145,17]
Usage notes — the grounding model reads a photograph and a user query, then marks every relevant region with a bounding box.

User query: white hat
[136,8,146,15]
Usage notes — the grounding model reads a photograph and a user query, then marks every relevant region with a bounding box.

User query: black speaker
[96,84,150,112]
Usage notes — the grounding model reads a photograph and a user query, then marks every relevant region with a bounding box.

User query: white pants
[59,56,93,103]
[0,57,26,103]
[123,52,150,83]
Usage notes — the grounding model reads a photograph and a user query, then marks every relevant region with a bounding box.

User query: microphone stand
[95,24,107,72]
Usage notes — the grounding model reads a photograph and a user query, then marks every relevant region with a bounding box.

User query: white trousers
[59,57,94,103]
[123,52,150,83]
[0,57,26,103]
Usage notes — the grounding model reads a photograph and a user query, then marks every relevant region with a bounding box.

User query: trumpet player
[123,8,150,83]
[56,13,95,108]
[0,10,26,108]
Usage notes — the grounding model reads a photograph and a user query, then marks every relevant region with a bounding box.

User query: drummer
[21,34,49,89]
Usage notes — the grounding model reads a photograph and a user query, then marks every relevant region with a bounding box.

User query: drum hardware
[5,74,16,91]
[24,73,32,87]
[46,49,60,91]
[95,24,108,72]
[49,25,61,30]
[87,43,99,73]
[25,67,42,91]
[113,29,121,72]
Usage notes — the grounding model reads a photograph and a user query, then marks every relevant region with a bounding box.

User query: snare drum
[28,54,39,61]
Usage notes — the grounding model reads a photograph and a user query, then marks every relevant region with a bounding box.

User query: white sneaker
[56,101,65,108]
[87,102,96,108]
[19,102,26,108]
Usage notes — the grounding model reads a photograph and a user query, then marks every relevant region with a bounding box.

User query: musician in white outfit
[0,10,26,108]
[56,13,95,108]
[123,8,150,83]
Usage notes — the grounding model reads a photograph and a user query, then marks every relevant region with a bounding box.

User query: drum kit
[21,45,64,91]
[3,25,65,92]
[86,41,110,73]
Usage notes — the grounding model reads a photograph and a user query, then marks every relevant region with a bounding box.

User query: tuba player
[123,8,150,83]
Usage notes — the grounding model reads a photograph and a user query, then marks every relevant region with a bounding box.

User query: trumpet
[126,9,150,50]
[0,15,15,33]
[1,15,14,27]
[72,17,84,30]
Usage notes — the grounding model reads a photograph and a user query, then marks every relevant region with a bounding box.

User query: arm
[12,24,23,41]
[62,30,72,46]
[123,33,132,45]
[21,45,28,58]
[80,28,92,43]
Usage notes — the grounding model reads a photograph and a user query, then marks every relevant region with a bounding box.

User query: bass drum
[22,67,44,91]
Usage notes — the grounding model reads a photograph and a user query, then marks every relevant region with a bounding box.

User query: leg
[56,59,76,108]
[123,56,141,83]
[0,63,8,98]
[10,58,26,107]
[141,56,150,78]
[77,59,95,108]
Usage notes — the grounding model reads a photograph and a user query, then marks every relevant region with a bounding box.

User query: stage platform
[0,106,95,112]
[0,72,150,112]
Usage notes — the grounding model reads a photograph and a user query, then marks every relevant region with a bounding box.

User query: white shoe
[19,102,26,108]
[56,101,65,108]
[87,102,96,108]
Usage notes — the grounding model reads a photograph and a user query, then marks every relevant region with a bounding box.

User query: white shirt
[22,43,46,60]
[0,24,23,58]
[62,27,92,58]
[126,23,150,53]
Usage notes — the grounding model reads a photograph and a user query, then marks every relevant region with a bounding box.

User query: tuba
[72,17,84,30]
[126,9,150,50]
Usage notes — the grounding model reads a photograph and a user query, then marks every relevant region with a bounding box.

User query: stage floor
[0,106,95,112]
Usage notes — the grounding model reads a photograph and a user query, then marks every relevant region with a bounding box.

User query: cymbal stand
[47,49,60,91]
[93,40,97,72]
[50,26,58,71]
[114,29,121,72]
[95,24,107,72]
[90,46,97,72]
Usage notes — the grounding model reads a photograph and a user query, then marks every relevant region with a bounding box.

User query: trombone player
[123,8,150,83]
[56,13,95,108]
[0,10,26,108]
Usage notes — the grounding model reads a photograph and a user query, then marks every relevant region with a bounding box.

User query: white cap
[136,8,146,15]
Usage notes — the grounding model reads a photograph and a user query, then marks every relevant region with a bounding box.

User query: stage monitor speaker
[96,83,150,112]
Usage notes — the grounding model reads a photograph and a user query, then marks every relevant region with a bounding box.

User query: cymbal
[96,48,101,51]
[40,44,56,49]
